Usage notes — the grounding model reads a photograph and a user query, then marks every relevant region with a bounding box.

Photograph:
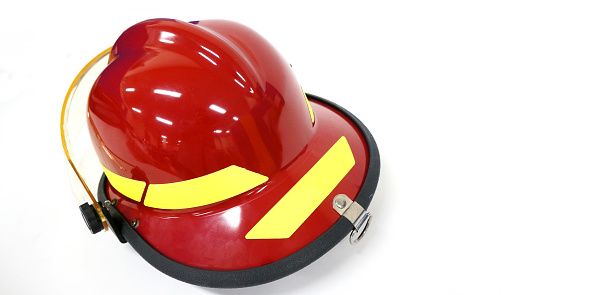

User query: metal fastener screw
[111,199,118,206]
[130,219,139,228]
[334,195,347,209]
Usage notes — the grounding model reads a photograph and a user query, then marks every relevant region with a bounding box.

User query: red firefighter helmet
[61,18,379,287]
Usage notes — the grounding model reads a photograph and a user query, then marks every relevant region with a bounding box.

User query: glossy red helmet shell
[87,18,379,287]
[90,19,314,184]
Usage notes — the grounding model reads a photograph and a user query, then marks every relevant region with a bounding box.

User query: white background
[1,1,589,294]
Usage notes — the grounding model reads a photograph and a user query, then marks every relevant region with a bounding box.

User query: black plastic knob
[79,203,104,234]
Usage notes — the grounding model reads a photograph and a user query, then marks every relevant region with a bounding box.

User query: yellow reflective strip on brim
[101,165,146,202]
[302,89,315,124]
[144,165,269,210]
[246,136,355,239]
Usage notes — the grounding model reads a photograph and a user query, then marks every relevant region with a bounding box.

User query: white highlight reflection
[209,104,226,114]
[201,46,219,58]
[236,71,245,82]
[198,52,217,66]
[223,207,241,228]
[159,32,175,44]
[154,89,181,98]
[156,117,173,125]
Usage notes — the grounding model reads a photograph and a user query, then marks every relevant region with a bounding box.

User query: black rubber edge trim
[96,93,380,288]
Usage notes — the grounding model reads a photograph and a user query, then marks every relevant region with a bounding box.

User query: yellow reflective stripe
[302,89,315,124]
[246,136,355,239]
[144,165,268,209]
[101,165,146,202]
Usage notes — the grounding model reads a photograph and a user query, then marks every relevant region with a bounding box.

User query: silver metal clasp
[333,194,372,245]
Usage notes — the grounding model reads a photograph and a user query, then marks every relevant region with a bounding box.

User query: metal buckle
[332,194,372,245]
